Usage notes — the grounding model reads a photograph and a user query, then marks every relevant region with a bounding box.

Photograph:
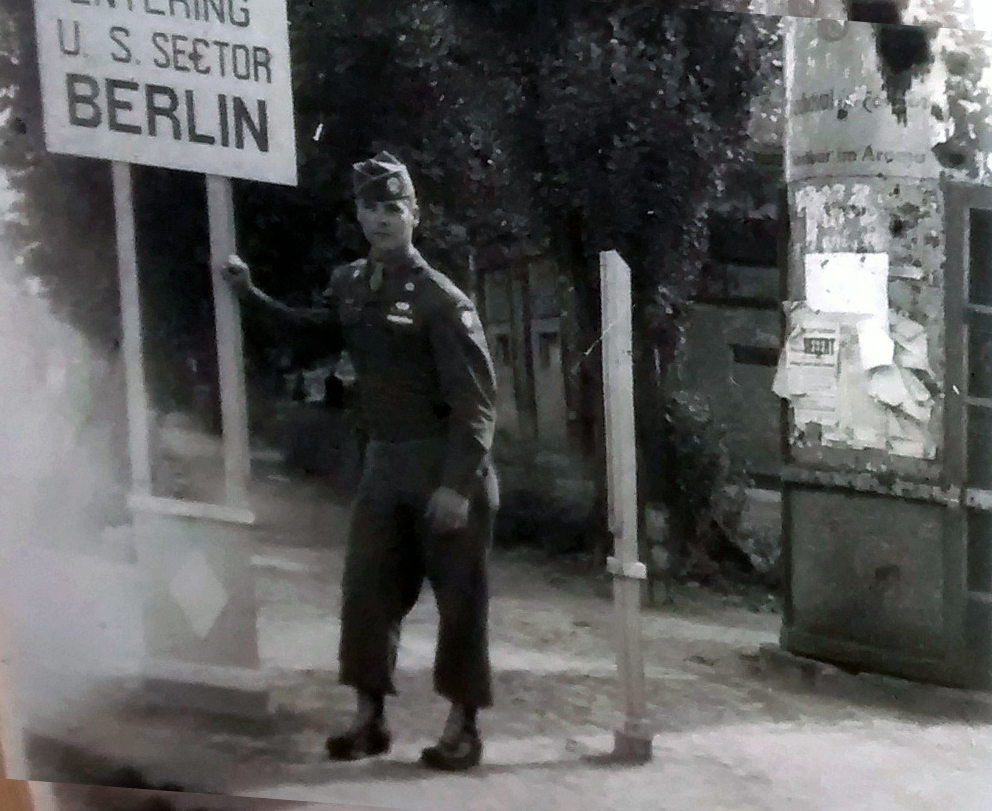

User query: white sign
[33,0,298,186]
[805,252,889,319]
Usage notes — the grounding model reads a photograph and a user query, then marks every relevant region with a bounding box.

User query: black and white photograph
[0,1,990,809]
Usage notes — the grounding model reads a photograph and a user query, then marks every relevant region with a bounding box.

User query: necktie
[369,261,383,293]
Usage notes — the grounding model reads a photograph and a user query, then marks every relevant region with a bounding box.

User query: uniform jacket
[242,249,497,499]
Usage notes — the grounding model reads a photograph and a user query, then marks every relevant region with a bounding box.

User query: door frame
[944,180,992,687]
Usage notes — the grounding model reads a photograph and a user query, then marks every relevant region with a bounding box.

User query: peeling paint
[780,8,992,469]
[789,180,944,384]
[784,14,956,466]
[901,0,975,30]
[845,0,936,125]
[933,28,992,181]
[793,180,943,280]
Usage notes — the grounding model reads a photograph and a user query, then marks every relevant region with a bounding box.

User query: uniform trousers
[337,436,497,709]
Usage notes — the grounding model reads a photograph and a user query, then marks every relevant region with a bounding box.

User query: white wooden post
[112,161,152,496]
[29,0,292,722]
[600,249,652,763]
[206,175,251,512]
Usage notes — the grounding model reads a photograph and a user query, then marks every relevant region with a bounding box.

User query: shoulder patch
[419,267,475,317]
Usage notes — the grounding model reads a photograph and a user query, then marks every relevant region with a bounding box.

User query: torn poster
[772,353,790,399]
[896,339,931,373]
[775,309,841,426]
[888,410,934,459]
[889,264,926,281]
[780,304,938,459]
[823,340,888,450]
[901,367,930,402]
[898,395,932,424]
[890,311,932,375]
[868,365,909,407]
[890,312,926,344]
[805,253,889,319]
[856,318,895,371]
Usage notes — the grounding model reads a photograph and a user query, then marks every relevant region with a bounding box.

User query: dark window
[731,344,779,367]
[969,208,992,307]
[537,332,558,369]
[495,335,511,366]
[968,311,992,400]
[709,216,779,267]
[968,510,992,593]
[484,270,512,323]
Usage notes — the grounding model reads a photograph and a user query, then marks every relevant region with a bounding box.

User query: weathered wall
[670,11,785,486]
[675,306,782,477]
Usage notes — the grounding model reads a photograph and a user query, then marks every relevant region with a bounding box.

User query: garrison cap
[352,151,416,204]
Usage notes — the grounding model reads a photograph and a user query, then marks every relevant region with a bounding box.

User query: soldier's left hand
[426,487,471,534]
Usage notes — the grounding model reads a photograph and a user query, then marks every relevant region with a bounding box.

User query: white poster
[780,310,841,426]
[805,253,889,319]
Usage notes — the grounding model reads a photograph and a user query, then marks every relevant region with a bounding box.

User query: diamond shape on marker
[168,550,229,639]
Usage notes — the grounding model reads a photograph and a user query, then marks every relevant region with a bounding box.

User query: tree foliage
[1,0,776,366]
[0,0,779,548]
[237,1,776,333]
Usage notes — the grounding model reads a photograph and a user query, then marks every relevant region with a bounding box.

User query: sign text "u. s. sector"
[34,0,298,185]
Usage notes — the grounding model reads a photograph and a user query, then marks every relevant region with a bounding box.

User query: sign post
[599,250,652,763]
[111,161,153,497]
[32,0,298,715]
[207,175,250,511]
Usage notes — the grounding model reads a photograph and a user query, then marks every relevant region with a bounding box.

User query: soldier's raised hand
[221,254,253,296]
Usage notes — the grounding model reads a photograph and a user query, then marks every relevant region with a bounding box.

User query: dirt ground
[12,469,992,811]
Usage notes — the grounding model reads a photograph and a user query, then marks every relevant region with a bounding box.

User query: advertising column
[779,8,990,686]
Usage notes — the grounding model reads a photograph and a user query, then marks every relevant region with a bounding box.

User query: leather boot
[326,693,391,761]
[420,704,482,771]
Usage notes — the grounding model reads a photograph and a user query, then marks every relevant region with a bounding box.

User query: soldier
[222,151,498,772]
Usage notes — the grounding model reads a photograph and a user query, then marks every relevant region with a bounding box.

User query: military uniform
[344,255,500,696]
[237,206,498,714]
[232,150,497,770]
